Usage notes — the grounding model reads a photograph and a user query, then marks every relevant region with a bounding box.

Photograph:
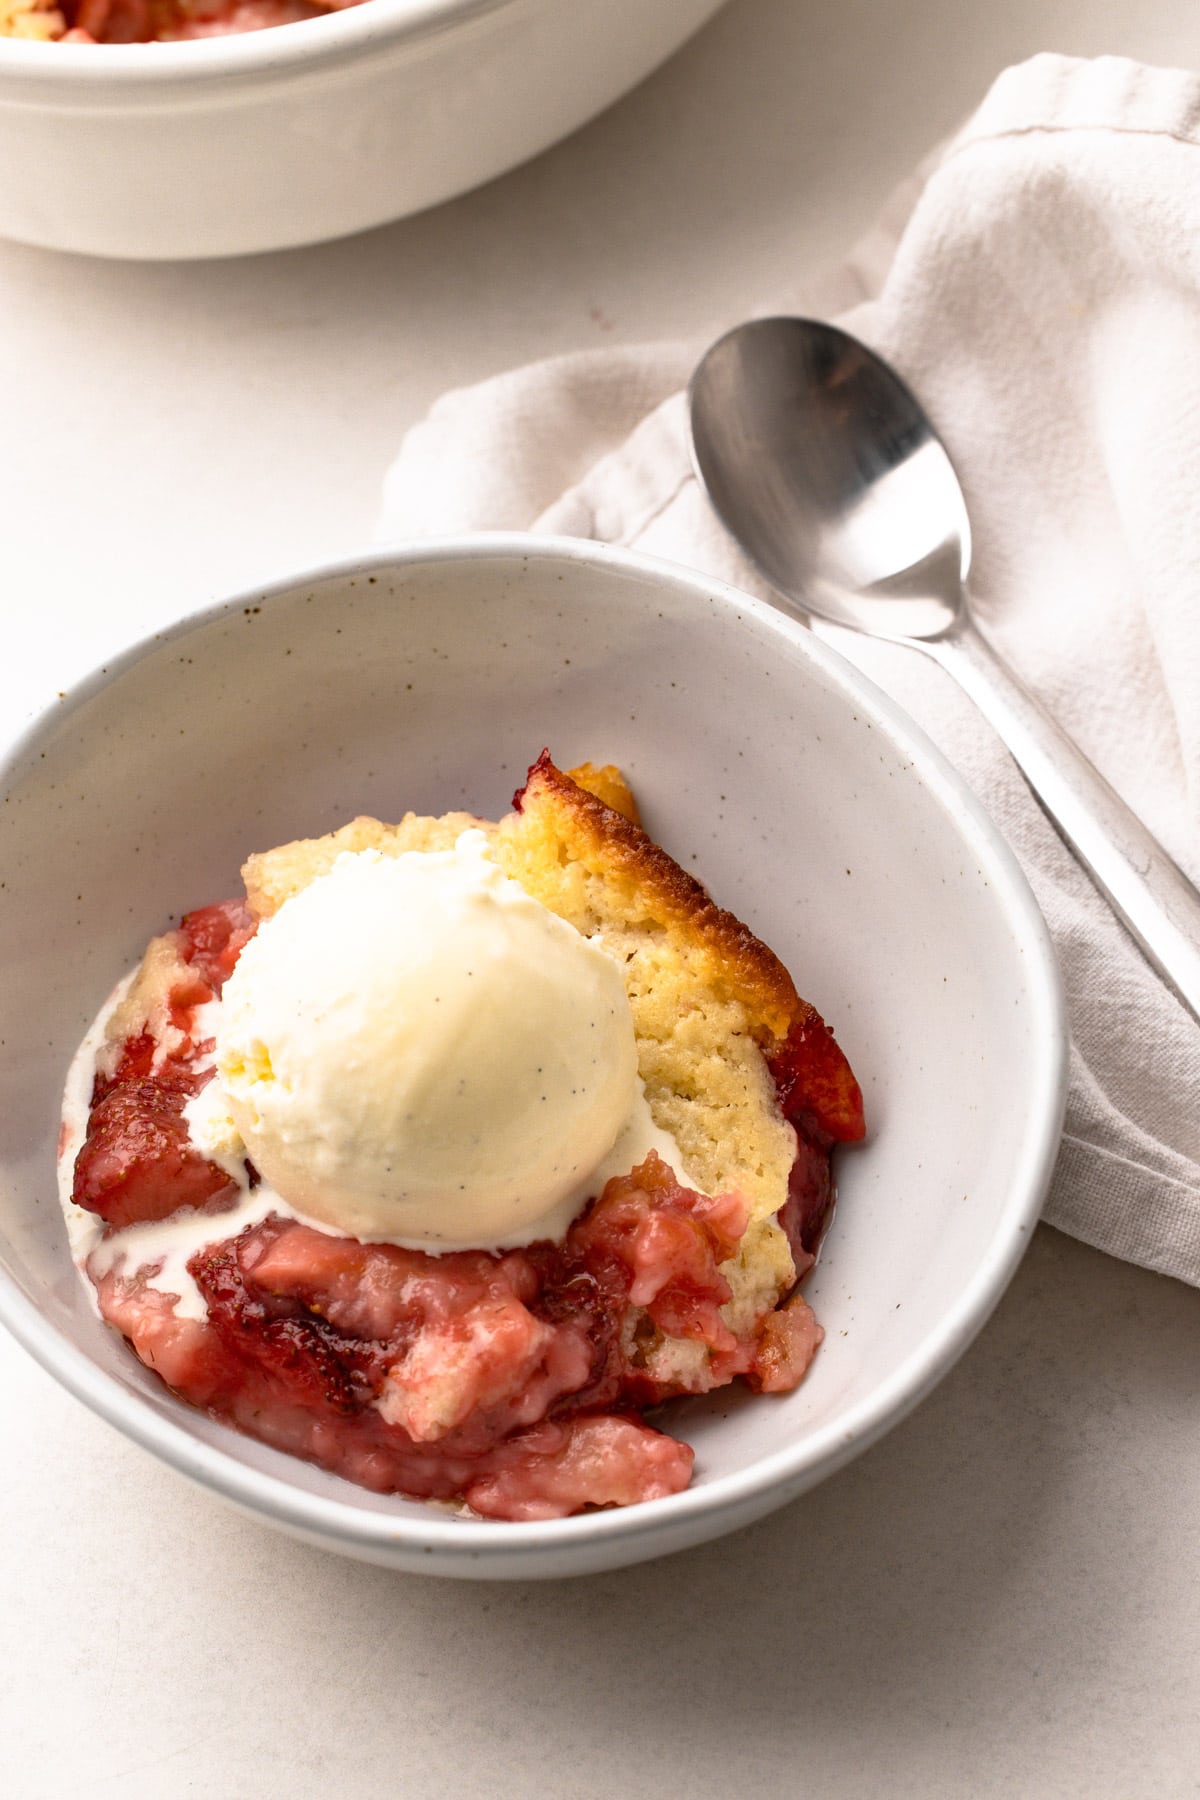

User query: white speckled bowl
[0,0,725,259]
[0,538,1066,1578]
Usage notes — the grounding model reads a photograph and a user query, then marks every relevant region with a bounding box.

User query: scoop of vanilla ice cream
[212,832,639,1248]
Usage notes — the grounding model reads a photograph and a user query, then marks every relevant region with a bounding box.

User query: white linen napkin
[379,53,1200,1288]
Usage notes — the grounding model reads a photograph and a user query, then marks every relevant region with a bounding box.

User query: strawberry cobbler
[59,755,864,1521]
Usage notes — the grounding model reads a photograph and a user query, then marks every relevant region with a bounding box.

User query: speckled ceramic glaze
[0,538,1066,1578]
[0,0,726,259]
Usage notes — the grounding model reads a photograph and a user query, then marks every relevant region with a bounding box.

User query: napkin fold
[380,53,1200,1287]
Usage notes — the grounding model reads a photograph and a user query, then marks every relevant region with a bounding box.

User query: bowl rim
[0,533,1068,1571]
[0,0,523,94]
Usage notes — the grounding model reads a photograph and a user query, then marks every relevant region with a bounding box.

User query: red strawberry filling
[176,899,257,996]
[75,1075,236,1232]
[768,1012,865,1259]
[70,900,852,1520]
[72,900,255,1229]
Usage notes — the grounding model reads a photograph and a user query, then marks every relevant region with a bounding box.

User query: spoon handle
[928,615,1200,1026]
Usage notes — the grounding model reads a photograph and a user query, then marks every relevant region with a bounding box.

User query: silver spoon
[689,314,1200,1025]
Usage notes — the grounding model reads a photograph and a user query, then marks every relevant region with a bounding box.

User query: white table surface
[4,3,1199,1795]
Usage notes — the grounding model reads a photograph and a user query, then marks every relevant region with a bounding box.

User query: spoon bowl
[690,316,970,640]
[689,315,1200,1024]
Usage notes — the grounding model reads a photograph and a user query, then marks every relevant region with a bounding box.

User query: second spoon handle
[926,614,1200,1026]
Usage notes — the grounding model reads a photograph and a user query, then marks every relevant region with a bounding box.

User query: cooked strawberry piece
[89,1260,240,1404]
[767,1012,864,1259]
[566,1154,747,1358]
[75,898,257,1223]
[243,1225,431,1343]
[93,1029,206,1106]
[224,1396,483,1502]
[777,1131,834,1262]
[93,1028,157,1101]
[688,1189,750,1262]
[749,1291,823,1393]
[768,1010,866,1146]
[193,1230,380,1414]
[243,1223,543,1347]
[464,1415,695,1521]
[624,1207,728,1310]
[96,1041,211,1121]
[73,1076,236,1229]
[525,1256,626,1416]
[380,1296,591,1444]
[178,898,256,995]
